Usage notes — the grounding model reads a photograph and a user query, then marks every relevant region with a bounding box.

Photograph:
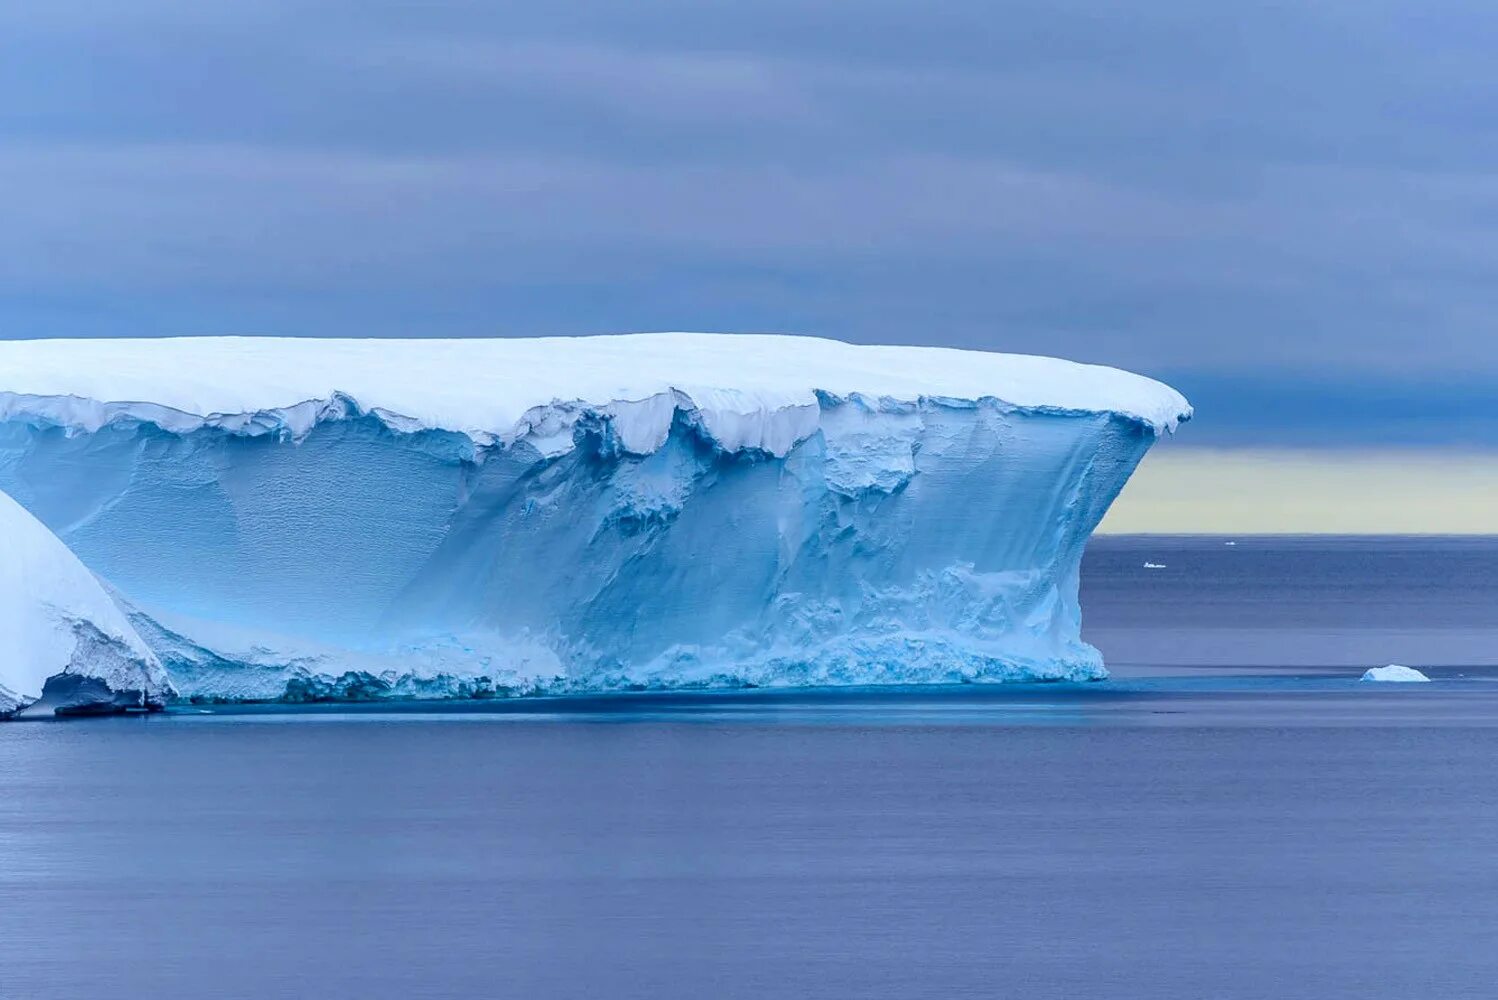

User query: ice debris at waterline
[0,489,174,717]
[1361,665,1432,683]
[0,333,1190,707]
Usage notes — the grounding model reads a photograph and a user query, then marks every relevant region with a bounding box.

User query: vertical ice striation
[0,334,1189,703]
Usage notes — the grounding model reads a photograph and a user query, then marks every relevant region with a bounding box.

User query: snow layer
[1361,665,1431,683]
[0,333,1190,452]
[0,334,1188,703]
[0,489,174,716]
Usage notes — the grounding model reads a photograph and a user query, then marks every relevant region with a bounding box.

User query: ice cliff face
[0,334,1189,705]
[0,488,174,717]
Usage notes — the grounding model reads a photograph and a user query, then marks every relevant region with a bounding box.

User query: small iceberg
[1360,665,1431,683]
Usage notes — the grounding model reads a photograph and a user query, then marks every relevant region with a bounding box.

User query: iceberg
[0,488,174,717]
[1361,665,1432,683]
[0,333,1189,705]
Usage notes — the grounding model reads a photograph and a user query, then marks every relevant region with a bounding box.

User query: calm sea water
[3,537,1497,1000]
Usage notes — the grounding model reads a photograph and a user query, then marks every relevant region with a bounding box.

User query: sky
[1103,447,1498,533]
[2,1,1496,522]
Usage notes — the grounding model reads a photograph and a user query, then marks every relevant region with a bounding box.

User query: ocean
[3,536,1496,999]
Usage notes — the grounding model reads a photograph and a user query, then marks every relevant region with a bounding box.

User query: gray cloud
[3,0,1497,395]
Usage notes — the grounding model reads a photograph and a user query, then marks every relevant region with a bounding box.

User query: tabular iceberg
[1361,665,1431,683]
[0,333,1189,705]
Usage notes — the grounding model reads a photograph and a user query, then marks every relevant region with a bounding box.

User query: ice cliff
[0,488,173,716]
[0,333,1189,705]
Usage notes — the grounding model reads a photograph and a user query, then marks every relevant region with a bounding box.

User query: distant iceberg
[0,333,1190,705]
[1360,665,1431,683]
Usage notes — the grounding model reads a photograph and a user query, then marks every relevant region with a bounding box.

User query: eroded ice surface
[0,489,174,716]
[0,334,1189,704]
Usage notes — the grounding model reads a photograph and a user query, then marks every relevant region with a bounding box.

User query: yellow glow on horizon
[1100,447,1498,534]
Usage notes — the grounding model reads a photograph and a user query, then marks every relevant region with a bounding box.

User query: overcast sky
[3,1,1495,446]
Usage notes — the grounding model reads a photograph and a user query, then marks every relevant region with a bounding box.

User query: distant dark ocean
[3,536,1496,1000]
[1083,534,1498,670]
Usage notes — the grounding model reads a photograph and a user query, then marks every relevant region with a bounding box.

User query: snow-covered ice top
[1360,665,1432,683]
[0,489,168,709]
[0,334,1191,455]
